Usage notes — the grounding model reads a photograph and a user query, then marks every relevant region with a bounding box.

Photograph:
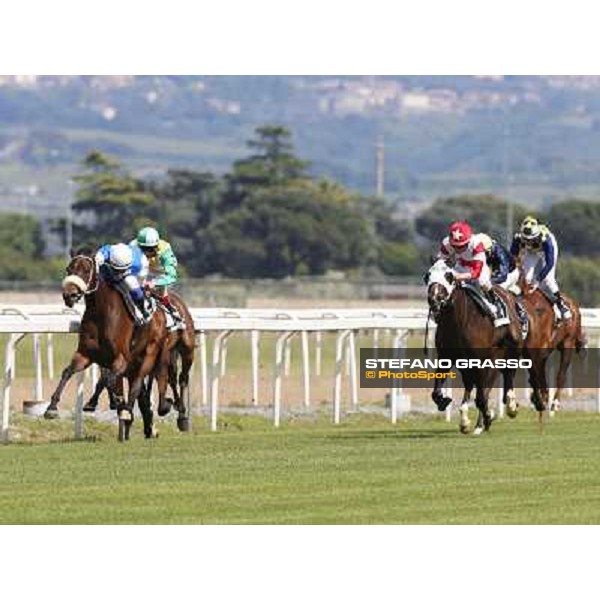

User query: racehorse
[81,291,195,430]
[425,260,522,435]
[519,284,586,415]
[44,248,171,441]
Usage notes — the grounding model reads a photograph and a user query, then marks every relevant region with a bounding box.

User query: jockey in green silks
[129,226,184,329]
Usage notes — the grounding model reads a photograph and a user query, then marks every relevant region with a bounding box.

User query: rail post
[251,330,260,405]
[209,330,232,432]
[1,333,26,443]
[273,331,296,427]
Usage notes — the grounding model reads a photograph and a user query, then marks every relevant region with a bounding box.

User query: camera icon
[365,371,376,379]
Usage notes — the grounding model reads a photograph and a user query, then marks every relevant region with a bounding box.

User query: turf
[1,411,600,524]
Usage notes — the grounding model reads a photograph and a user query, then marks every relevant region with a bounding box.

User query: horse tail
[575,313,587,356]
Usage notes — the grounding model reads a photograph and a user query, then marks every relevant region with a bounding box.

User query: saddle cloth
[113,280,157,327]
[461,282,505,320]
[462,282,528,339]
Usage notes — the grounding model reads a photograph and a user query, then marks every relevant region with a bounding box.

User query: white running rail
[1,305,599,442]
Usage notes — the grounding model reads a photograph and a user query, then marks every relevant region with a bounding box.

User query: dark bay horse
[44,251,170,441]
[81,291,195,431]
[426,260,523,435]
[519,285,585,415]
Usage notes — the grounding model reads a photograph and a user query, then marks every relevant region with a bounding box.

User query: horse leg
[119,346,160,441]
[458,369,474,434]
[139,377,158,439]
[82,369,106,412]
[156,345,174,417]
[44,352,91,419]
[503,368,519,419]
[473,386,494,435]
[551,346,574,415]
[528,356,548,413]
[473,371,496,435]
[168,350,181,408]
[176,346,194,432]
[431,368,453,411]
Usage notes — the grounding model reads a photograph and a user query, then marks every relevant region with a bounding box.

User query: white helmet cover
[109,243,133,270]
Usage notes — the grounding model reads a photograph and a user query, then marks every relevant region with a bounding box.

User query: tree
[415,194,529,247]
[223,125,309,209]
[546,200,600,257]
[149,169,222,275]
[0,213,63,281]
[71,149,155,248]
[204,181,373,278]
[559,257,600,306]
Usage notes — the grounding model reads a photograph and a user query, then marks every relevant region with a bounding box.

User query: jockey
[479,233,518,291]
[95,243,150,321]
[130,226,184,327]
[510,215,572,320]
[437,221,509,327]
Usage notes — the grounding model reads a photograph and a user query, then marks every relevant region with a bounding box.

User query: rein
[64,255,99,298]
[423,306,431,356]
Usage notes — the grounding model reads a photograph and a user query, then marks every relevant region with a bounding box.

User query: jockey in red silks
[437,220,510,327]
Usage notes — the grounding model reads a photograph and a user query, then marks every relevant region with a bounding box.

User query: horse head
[424,260,456,321]
[62,249,98,307]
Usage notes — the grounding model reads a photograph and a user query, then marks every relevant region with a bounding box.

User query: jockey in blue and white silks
[95,243,150,320]
[510,215,572,320]
[479,234,518,291]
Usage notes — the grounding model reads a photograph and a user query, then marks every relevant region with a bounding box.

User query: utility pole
[65,180,74,260]
[376,135,385,198]
[502,120,514,245]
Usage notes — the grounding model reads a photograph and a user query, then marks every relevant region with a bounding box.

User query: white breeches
[521,251,559,294]
[498,268,520,291]
[455,262,492,291]
[122,274,143,292]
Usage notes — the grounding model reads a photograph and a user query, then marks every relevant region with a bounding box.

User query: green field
[2,411,600,524]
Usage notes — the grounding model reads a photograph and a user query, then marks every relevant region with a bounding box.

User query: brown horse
[81,291,195,431]
[426,260,522,434]
[519,285,586,414]
[44,250,170,441]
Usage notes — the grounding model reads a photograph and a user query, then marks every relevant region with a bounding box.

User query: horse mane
[70,244,95,258]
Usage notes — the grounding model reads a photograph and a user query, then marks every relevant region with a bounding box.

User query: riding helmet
[137,226,160,248]
[448,221,472,247]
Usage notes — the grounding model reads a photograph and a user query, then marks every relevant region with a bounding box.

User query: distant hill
[3,75,600,209]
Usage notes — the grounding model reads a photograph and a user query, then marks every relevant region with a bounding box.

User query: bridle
[62,255,99,303]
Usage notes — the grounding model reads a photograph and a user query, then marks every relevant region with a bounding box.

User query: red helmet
[448,221,472,248]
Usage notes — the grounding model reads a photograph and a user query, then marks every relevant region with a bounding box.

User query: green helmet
[137,226,160,248]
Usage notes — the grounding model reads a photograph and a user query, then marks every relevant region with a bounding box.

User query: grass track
[2,411,600,524]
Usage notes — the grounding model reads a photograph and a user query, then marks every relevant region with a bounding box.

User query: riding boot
[553,292,572,321]
[485,289,509,327]
[161,296,184,329]
[515,299,529,340]
[133,296,150,325]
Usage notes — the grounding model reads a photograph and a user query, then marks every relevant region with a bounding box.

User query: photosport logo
[360,348,600,389]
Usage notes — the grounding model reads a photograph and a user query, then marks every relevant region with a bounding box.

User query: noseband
[63,255,99,302]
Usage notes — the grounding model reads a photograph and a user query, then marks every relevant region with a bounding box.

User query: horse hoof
[157,405,171,417]
[82,404,97,413]
[44,408,59,420]
[506,402,519,419]
[434,396,452,412]
[177,417,190,432]
[473,427,483,436]
[459,423,471,435]
[145,426,159,439]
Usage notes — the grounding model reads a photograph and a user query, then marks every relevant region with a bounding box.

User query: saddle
[537,286,565,324]
[113,280,157,327]
[461,282,527,338]
[461,282,505,321]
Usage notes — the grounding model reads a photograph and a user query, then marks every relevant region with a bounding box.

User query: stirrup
[493,316,510,327]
